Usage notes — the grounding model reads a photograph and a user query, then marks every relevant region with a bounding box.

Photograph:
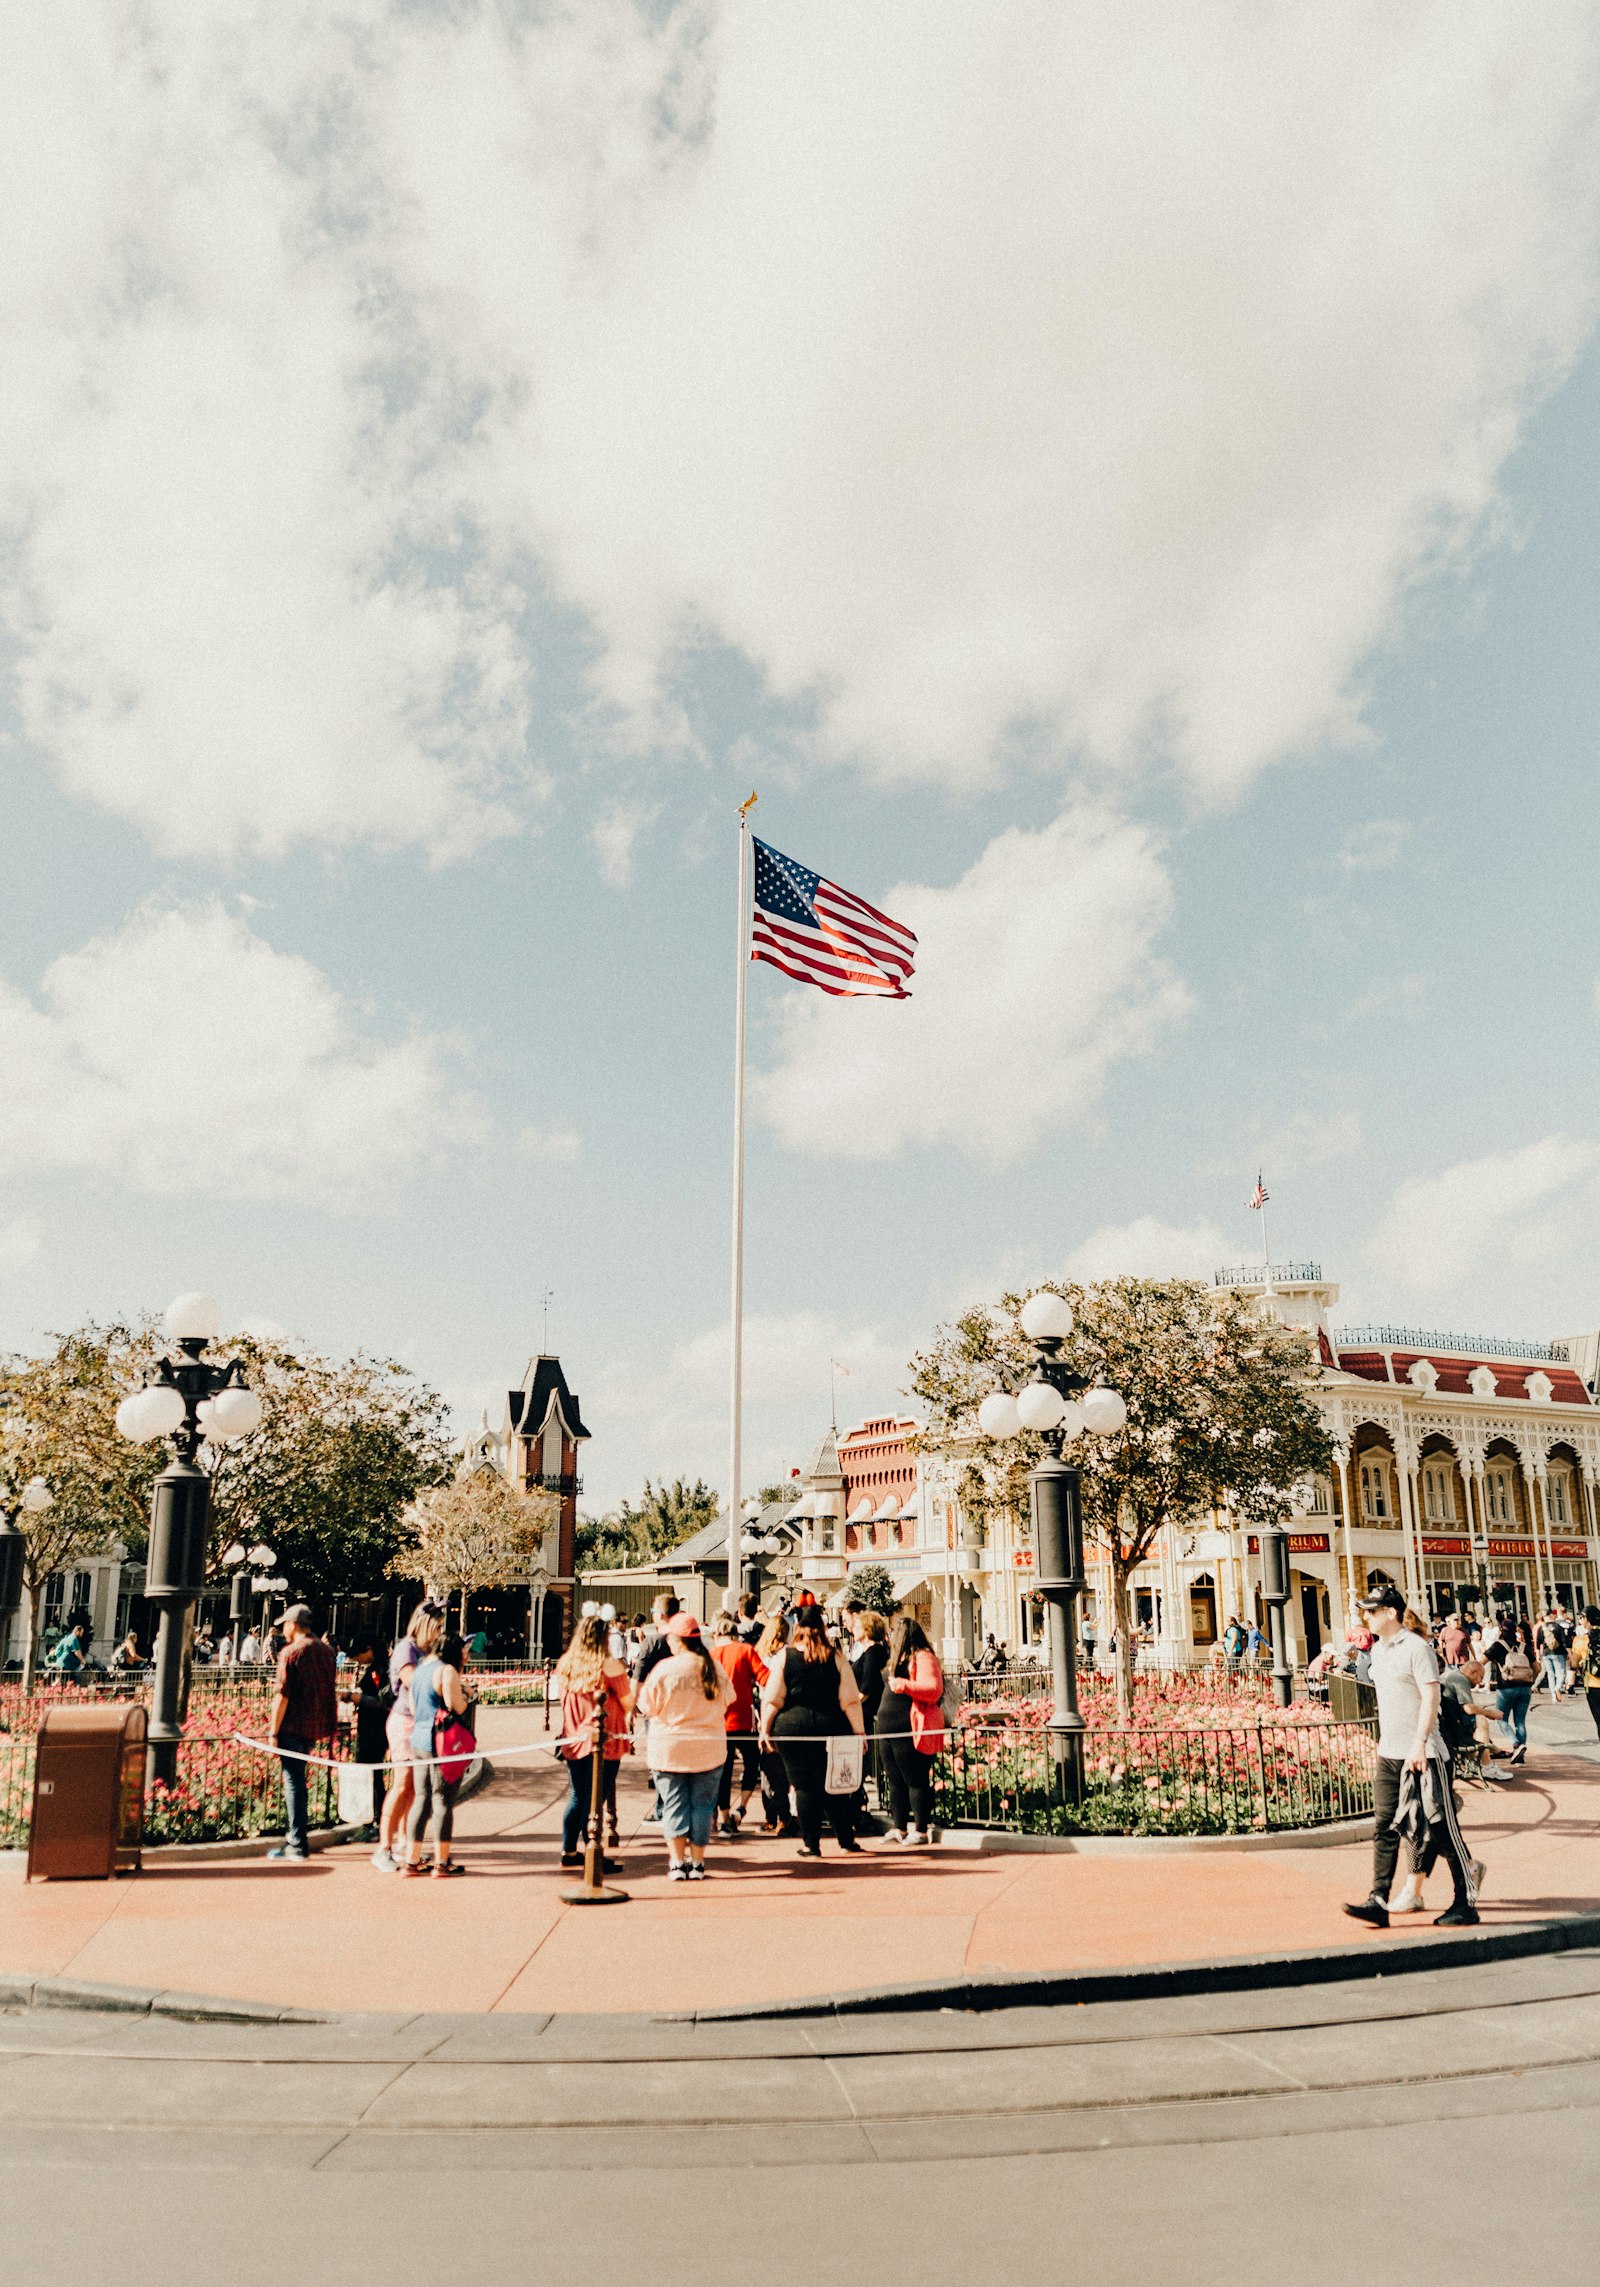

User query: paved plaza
[3,1702,1598,2016]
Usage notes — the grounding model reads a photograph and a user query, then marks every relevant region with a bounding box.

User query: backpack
[1437,1688,1475,1758]
[1499,1646,1534,1685]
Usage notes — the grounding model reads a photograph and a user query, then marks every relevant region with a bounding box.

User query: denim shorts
[656,1766,722,1846]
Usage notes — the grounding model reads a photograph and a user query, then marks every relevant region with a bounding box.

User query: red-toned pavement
[3,1704,1597,2016]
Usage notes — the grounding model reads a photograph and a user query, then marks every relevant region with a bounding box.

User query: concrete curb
[936,1817,1372,1855]
[679,1910,1600,2021]
[0,1972,326,2024]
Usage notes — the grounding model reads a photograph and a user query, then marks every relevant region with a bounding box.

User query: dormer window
[1468,1366,1498,1399]
[1407,1359,1438,1394]
[1526,1371,1553,1406]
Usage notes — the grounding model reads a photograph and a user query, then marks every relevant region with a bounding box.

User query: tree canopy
[389,1470,556,1617]
[909,1278,1331,1707]
[575,1476,719,1573]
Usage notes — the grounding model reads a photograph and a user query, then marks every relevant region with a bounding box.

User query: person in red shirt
[710,1610,767,1836]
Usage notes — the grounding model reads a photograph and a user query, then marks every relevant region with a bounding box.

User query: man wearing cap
[268,1606,337,1862]
[1344,1585,1479,1930]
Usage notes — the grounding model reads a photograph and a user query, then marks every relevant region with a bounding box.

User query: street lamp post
[1258,1517,1294,1709]
[978,1292,1127,1798]
[116,1294,262,1785]
[562,1601,627,1906]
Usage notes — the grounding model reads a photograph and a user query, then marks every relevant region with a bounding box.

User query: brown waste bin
[27,1702,146,1880]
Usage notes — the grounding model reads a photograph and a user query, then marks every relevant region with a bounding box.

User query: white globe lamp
[166,1292,221,1343]
[977,1392,1022,1440]
[1016,1381,1068,1434]
[1082,1387,1128,1436]
[1019,1291,1074,1343]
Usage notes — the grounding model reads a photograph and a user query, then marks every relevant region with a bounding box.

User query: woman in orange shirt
[710,1611,767,1836]
[555,1615,632,1870]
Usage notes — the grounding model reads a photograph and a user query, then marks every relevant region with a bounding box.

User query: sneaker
[266,1845,309,1862]
[903,1827,929,1848]
[685,1862,707,1880]
[883,1827,906,1844]
[1391,1878,1424,1913]
[369,1847,396,1872]
[1508,1743,1528,1765]
[1434,1903,1480,1927]
[644,1806,663,1823]
[1342,1896,1389,1928]
[1470,1858,1488,1899]
[560,1851,582,1869]
[667,1863,689,1882]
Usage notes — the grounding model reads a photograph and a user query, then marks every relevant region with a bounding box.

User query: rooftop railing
[1333,1324,1559,1362]
[1213,1262,1323,1287]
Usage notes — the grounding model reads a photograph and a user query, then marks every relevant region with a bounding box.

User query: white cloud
[516,1125,582,1165]
[590,799,661,890]
[0,900,476,1204]
[1365,1136,1600,1293]
[4,5,1599,856]
[0,1216,43,1276]
[751,806,1189,1162]
[586,1308,910,1509]
[1339,822,1412,874]
[1064,1217,1231,1283]
[1207,1110,1363,1180]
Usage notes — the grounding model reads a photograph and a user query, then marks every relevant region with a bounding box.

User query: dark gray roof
[507,1354,590,1443]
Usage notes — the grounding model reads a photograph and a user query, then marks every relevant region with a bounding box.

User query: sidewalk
[2,1704,1595,2016]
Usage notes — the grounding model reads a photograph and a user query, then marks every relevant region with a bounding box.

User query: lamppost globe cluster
[974,1290,1130,1783]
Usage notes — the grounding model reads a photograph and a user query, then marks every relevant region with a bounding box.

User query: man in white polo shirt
[1343,1584,1479,1931]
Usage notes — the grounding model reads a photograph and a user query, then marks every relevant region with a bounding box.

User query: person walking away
[1483,1622,1534,1764]
[402,1630,474,1877]
[875,1617,946,1845]
[1343,1585,1478,1929]
[760,1605,865,1858]
[709,1613,766,1837]
[554,1615,632,1869]
[344,1635,391,1841]
[847,1610,889,1833]
[736,1592,765,1646]
[374,1601,444,1870]
[1537,1609,1569,1704]
[634,1614,731,1880]
[753,1612,797,1832]
[632,1594,682,1824]
[268,1606,337,1862]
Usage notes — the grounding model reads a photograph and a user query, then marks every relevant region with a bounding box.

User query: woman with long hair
[374,1600,444,1871]
[554,1614,632,1868]
[402,1627,474,1877]
[753,1611,795,1832]
[875,1615,945,1845]
[759,1605,865,1857]
[634,1614,732,1879]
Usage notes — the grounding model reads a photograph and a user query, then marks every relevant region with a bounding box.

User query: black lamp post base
[560,1883,630,1905]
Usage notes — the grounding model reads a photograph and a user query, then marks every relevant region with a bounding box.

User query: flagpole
[727,792,757,1610]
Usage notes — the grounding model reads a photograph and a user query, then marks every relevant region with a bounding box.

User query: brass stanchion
[560,1604,627,1906]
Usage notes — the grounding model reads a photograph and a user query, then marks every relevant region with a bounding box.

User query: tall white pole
[727,794,757,1609]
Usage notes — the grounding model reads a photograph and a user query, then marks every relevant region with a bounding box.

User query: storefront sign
[1011,1550,1035,1569]
[1244,1533,1329,1554]
[1488,1539,1535,1559]
[1421,1537,1469,1556]
[1550,1540,1590,1558]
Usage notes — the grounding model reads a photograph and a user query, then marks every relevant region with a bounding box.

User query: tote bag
[824,1735,865,1795]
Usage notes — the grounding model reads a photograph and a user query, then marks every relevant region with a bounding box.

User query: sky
[4,2,1600,1513]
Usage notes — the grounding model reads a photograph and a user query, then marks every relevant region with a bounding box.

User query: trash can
[27,1702,146,1880]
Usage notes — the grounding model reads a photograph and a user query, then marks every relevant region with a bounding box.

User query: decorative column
[1521,1459,1550,1610]
[1394,1442,1423,1609]
[1332,1439,1357,1633]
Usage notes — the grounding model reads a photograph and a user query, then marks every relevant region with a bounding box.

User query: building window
[1422,1466,1456,1523]
[1360,1461,1390,1519]
[1547,1472,1570,1526]
[1485,1468,1514,1525]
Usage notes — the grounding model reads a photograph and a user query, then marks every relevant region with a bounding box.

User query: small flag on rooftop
[1247,1175,1269,1211]
[750,837,917,999]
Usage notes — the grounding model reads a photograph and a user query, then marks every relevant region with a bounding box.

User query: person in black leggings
[760,1606,865,1856]
[875,1614,944,1841]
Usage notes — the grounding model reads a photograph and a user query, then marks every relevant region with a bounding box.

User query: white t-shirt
[1370,1627,1446,1760]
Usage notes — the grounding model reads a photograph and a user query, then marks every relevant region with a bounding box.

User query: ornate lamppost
[977,1292,1127,1795]
[116,1294,262,1783]
[1257,1516,1294,1708]
[738,1499,787,1600]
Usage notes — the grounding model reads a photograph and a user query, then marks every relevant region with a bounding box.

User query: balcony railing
[1333,1324,1558,1362]
[1213,1262,1323,1287]
[529,1472,583,1496]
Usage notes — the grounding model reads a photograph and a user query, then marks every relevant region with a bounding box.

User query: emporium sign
[1245,1533,1329,1554]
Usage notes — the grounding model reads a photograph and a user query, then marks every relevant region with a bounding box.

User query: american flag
[750,838,917,999]
[1247,1175,1269,1211]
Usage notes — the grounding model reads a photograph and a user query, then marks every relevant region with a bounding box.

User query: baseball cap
[664,1612,702,1640]
[1357,1585,1405,1616]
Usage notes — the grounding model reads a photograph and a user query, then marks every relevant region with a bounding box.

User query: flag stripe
[751,919,904,993]
[749,834,917,1002]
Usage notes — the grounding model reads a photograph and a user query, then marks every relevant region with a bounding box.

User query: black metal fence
[932,1720,1377,1837]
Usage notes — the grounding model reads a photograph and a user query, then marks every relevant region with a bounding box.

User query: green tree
[908,1279,1331,1716]
[388,1471,557,1629]
[0,1322,162,1686]
[577,1477,719,1574]
[847,1561,898,1615]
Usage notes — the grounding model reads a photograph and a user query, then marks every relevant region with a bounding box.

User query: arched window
[1485,1466,1514,1525]
[1360,1459,1390,1519]
[1422,1464,1457,1523]
[1546,1469,1572,1526]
